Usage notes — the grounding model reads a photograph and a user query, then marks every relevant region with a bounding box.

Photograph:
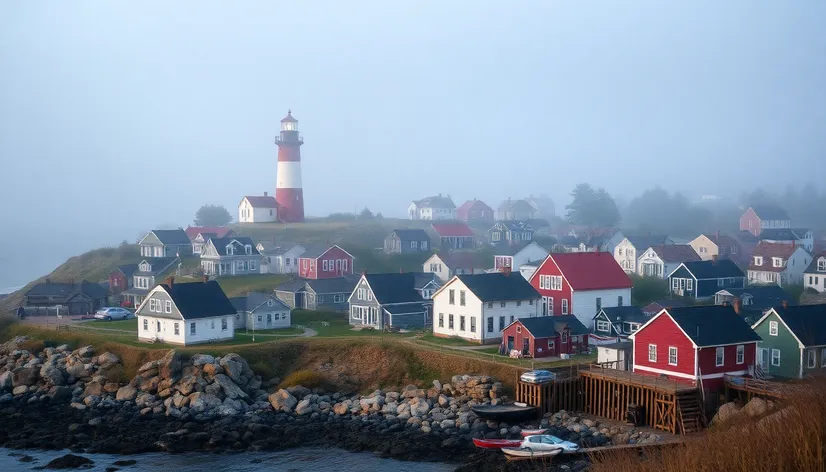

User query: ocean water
[0,447,456,472]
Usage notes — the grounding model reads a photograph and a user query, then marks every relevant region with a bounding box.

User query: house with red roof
[431,222,475,250]
[456,199,494,223]
[528,252,633,328]
[238,194,278,223]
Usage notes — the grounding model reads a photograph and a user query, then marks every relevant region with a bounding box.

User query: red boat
[472,438,522,449]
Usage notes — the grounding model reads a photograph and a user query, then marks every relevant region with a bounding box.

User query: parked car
[94,307,132,321]
[522,435,579,453]
[520,370,555,384]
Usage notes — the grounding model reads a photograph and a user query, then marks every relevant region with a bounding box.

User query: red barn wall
[632,314,695,382]
[739,208,761,237]
[530,258,572,316]
[697,343,756,376]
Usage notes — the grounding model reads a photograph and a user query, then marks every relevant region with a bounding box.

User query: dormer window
[226,245,234,256]
[754,256,763,266]
[772,257,783,268]
[140,262,150,272]
[818,259,826,272]
[245,245,252,255]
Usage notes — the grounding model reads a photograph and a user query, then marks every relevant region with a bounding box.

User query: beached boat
[520,428,548,437]
[470,402,536,422]
[501,447,562,461]
[472,438,523,449]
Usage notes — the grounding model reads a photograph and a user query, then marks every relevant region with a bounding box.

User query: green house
[751,304,826,379]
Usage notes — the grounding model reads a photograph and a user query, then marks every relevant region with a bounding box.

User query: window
[165,300,172,314]
[459,291,466,306]
[411,241,417,249]
[561,330,568,343]
[516,301,521,307]
[470,317,476,333]
[174,323,179,335]
[544,297,554,316]
[487,317,493,332]
[769,321,778,336]
[334,294,345,303]
[250,260,256,271]
[736,345,745,364]
[648,344,657,362]
[821,348,826,367]
[561,299,569,314]
[819,259,826,271]
[237,260,244,271]
[754,256,763,266]
[550,276,562,290]
[718,278,725,288]
[190,322,196,335]
[367,291,373,301]
[148,298,156,312]
[516,326,522,333]
[449,290,455,305]
[731,246,737,255]
[808,349,817,368]
[772,257,783,268]
[699,247,707,254]
[668,347,678,366]
[211,320,215,329]
[771,349,780,366]
[448,314,454,329]
[499,316,505,330]
[342,259,348,271]
[596,297,601,310]
[222,318,228,331]
[500,301,506,308]
[438,314,444,328]
[716,347,725,366]
[487,302,493,308]
[143,319,148,331]
[266,313,272,323]
[686,279,693,291]
[460,316,466,331]
[322,260,328,271]
[596,320,610,332]
[617,296,623,307]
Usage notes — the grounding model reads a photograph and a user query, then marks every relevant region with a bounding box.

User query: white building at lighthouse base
[238,194,279,223]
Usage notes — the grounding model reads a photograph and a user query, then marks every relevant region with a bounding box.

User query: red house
[739,205,791,237]
[108,264,138,295]
[456,199,494,223]
[528,252,632,329]
[501,315,589,358]
[628,305,761,391]
[298,245,355,280]
[432,222,475,250]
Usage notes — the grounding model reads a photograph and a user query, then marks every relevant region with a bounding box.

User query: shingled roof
[362,273,424,304]
[432,222,473,237]
[243,196,278,208]
[749,242,797,273]
[679,259,744,279]
[750,205,790,221]
[656,305,761,347]
[766,304,826,346]
[207,237,260,256]
[148,229,191,246]
[454,272,539,302]
[413,195,456,209]
[159,281,236,320]
[516,315,589,338]
[545,252,633,290]
[650,245,701,263]
[594,306,649,325]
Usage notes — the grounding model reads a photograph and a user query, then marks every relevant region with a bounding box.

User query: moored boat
[472,438,523,449]
[520,428,548,437]
[501,447,562,461]
[470,402,536,422]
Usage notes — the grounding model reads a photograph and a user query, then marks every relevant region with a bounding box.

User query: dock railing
[723,374,791,398]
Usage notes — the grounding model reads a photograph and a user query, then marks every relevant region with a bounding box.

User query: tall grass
[590,381,826,472]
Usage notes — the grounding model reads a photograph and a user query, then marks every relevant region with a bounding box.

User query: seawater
[0,447,456,471]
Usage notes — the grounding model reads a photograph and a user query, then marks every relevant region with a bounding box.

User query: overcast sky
[1,1,825,288]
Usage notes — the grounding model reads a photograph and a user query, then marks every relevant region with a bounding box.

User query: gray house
[348,272,440,330]
[121,257,179,307]
[139,229,192,258]
[200,237,261,277]
[24,280,109,316]
[305,276,360,312]
[384,229,431,255]
[230,292,292,330]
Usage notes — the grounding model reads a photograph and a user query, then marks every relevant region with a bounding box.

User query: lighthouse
[275,110,305,222]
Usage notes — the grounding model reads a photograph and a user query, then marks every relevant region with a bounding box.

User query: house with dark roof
[759,228,815,253]
[200,237,262,277]
[456,199,494,223]
[714,285,795,312]
[109,264,138,295]
[257,243,305,274]
[384,229,431,255]
[496,199,536,221]
[431,222,475,250]
[740,205,791,237]
[591,305,649,339]
[689,233,746,266]
[139,229,192,258]
[628,305,761,389]
[667,259,745,300]
[348,272,440,330]
[488,221,533,247]
[24,280,109,315]
[432,272,540,344]
[230,292,291,331]
[120,258,179,307]
[501,315,589,358]
[492,242,548,276]
[636,245,700,279]
[613,234,674,273]
[135,279,237,345]
[751,304,826,379]
[747,241,811,287]
[186,226,235,254]
[298,245,355,280]
[238,194,278,223]
[641,298,693,316]
[804,253,826,293]
[303,276,360,312]
[408,194,456,220]
[423,252,487,282]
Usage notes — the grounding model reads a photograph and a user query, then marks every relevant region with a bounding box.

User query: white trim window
[143,319,148,331]
[686,279,693,291]
[322,260,329,271]
[808,349,817,368]
[771,349,780,367]
[539,275,549,290]
[165,300,172,314]
[561,299,569,314]
[736,344,745,364]
[596,320,611,333]
[769,321,778,336]
[648,344,657,362]
[668,346,678,366]
[190,322,196,335]
[550,276,563,290]
[716,347,725,366]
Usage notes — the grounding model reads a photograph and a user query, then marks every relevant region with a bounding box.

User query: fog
[1,1,825,288]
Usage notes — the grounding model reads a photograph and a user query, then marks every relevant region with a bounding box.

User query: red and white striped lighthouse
[275,110,305,222]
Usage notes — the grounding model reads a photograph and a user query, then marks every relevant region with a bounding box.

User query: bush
[278,369,325,389]
[105,364,129,384]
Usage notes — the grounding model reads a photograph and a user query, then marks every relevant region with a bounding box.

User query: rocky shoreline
[0,336,662,471]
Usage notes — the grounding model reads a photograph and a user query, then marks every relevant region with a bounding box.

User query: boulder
[11,366,39,387]
[213,374,249,400]
[76,346,95,358]
[39,363,66,386]
[287,385,311,399]
[190,354,215,366]
[172,391,190,408]
[103,382,120,394]
[711,402,742,425]
[188,392,222,413]
[139,376,161,393]
[13,385,28,395]
[203,363,224,377]
[218,357,243,384]
[294,399,312,415]
[65,363,90,379]
[158,350,182,380]
[83,381,104,398]
[116,385,138,402]
[48,386,73,402]
[0,371,12,391]
[96,352,120,367]
[333,403,349,415]
[743,397,769,417]
[268,389,298,412]
[176,375,199,396]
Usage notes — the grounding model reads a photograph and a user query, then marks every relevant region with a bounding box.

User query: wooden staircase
[676,391,705,434]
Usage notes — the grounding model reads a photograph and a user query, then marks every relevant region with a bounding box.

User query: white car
[520,370,555,384]
[522,435,579,453]
[94,307,132,321]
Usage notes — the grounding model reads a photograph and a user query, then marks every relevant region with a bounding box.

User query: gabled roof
[431,222,473,237]
[305,275,360,294]
[413,195,456,209]
[243,195,278,208]
[433,251,488,270]
[677,259,744,280]
[497,199,534,213]
[748,242,797,272]
[412,272,440,290]
[750,205,790,221]
[625,234,670,251]
[516,315,589,338]
[25,280,108,301]
[490,220,533,233]
[594,306,648,325]
[230,292,290,312]
[456,200,493,220]
[648,245,701,263]
[804,254,826,274]
[207,237,260,256]
[637,306,761,347]
[146,229,190,246]
[157,281,236,320]
[390,229,430,241]
[763,304,826,347]
[383,302,426,315]
[115,264,139,279]
[266,243,305,256]
[135,257,178,276]
[274,279,308,293]
[453,273,539,302]
[300,244,354,260]
[185,226,234,240]
[717,285,795,310]
[759,228,806,241]
[545,252,632,290]
[362,273,424,305]
[642,299,693,315]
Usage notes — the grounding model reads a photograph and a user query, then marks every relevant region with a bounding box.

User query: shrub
[19,338,45,353]
[278,369,325,389]
[105,364,129,384]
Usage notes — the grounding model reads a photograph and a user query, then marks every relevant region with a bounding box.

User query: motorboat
[470,402,536,422]
[472,438,522,449]
[501,447,562,461]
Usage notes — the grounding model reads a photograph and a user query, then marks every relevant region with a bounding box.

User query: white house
[492,242,549,278]
[230,292,291,330]
[423,252,487,282]
[613,235,673,274]
[258,243,305,274]
[136,279,237,346]
[747,242,812,287]
[238,194,278,223]
[408,195,456,220]
[636,245,701,279]
[804,255,826,293]
[431,272,540,344]
[760,228,815,253]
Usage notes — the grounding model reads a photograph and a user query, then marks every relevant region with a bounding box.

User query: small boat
[471,402,536,422]
[472,438,522,449]
[520,428,548,438]
[501,447,562,461]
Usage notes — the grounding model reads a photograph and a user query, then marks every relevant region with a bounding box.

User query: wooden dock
[514,368,582,416]
[723,374,792,400]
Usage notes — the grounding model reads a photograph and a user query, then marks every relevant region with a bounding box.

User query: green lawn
[87,318,138,330]
[416,332,480,346]
[237,326,305,336]
[291,309,409,338]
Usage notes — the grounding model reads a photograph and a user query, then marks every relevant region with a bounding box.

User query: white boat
[501,447,562,461]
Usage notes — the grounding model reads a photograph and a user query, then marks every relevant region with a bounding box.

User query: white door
[758,348,769,371]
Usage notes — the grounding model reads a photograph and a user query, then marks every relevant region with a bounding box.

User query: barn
[501,315,589,358]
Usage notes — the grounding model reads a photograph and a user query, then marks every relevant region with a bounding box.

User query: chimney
[782,300,788,309]
[203,275,209,283]
[711,254,718,263]
[166,276,174,287]
[264,191,268,197]
[733,297,741,314]
[502,266,512,277]
[399,268,403,274]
